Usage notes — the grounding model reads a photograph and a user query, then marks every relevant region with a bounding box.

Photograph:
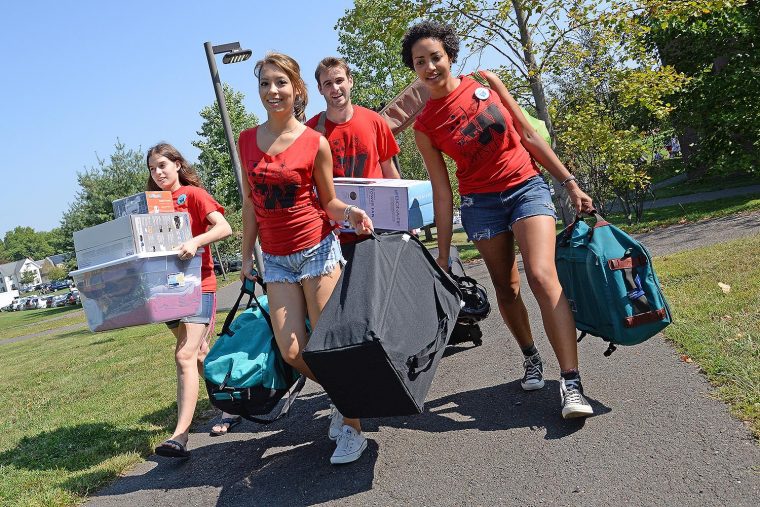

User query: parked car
[226,255,243,273]
[24,296,45,310]
[50,280,71,291]
[65,289,81,305]
[53,294,69,307]
[11,298,26,311]
[44,295,55,308]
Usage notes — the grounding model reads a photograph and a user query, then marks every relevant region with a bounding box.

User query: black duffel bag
[303,232,462,418]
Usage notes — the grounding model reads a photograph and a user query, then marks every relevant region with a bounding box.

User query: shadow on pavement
[366,380,611,440]
[92,392,378,506]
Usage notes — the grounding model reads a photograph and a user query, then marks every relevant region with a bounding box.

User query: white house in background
[0,258,41,307]
[36,254,68,282]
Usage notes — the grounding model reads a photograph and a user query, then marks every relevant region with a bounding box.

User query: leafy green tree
[58,140,147,254]
[20,270,37,286]
[192,83,259,211]
[45,266,68,282]
[2,226,54,261]
[634,0,759,177]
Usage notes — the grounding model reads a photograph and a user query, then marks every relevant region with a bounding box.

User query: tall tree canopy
[192,83,259,211]
[1,226,55,261]
[58,141,147,254]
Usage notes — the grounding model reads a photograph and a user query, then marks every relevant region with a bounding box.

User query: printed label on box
[167,272,186,288]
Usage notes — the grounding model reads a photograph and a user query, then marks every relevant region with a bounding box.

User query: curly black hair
[401,20,460,70]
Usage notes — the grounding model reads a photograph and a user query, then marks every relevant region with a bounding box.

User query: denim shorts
[166,292,215,329]
[460,175,557,241]
[262,232,346,284]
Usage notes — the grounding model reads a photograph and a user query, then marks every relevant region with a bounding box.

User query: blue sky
[0,0,359,238]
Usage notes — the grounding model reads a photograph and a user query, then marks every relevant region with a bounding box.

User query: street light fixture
[203,41,264,276]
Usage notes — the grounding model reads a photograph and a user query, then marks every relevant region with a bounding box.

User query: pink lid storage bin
[70,251,203,332]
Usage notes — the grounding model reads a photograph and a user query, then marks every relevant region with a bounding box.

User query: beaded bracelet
[344,205,357,222]
[561,176,577,187]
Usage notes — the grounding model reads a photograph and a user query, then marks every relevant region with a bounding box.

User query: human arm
[313,137,374,235]
[175,210,232,260]
[481,70,593,213]
[414,128,453,271]
[380,157,401,179]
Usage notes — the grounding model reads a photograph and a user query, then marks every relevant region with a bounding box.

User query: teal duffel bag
[555,212,672,356]
[204,274,304,423]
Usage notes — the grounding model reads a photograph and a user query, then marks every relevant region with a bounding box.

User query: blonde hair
[254,52,308,122]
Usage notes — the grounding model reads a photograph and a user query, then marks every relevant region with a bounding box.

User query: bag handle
[558,209,609,246]
[406,286,450,379]
[219,270,267,337]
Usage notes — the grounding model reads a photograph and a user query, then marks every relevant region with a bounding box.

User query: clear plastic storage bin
[70,251,203,332]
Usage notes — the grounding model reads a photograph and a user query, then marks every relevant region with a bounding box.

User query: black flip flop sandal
[155,439,190,458]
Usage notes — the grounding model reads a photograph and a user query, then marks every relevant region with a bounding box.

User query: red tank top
[414,76,539,195]
[238,127,334,255]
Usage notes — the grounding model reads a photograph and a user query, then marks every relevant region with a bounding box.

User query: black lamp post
[203,41,264,276]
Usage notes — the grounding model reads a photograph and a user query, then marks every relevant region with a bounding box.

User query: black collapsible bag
[429,246,491,347]
[302,232,462,418]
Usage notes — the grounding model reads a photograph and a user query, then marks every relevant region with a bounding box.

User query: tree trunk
[512,0,575,225]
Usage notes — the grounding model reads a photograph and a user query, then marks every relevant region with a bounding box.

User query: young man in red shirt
[306,57,400,180]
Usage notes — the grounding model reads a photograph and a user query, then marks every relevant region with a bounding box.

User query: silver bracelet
[344,205,357,222]
[561,176,577,187]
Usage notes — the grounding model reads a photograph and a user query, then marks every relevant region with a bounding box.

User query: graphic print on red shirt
[305,106,400,178]
[414,76,538,195]
[238,127,334,256]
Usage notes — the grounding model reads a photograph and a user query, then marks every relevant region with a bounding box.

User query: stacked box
[73,213,192,269]
[70,251,202,332]
[333,178,434,231]
[113,191,174,218]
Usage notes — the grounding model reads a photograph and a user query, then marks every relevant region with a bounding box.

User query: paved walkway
[607,184,760,211]
[86,211,760,507]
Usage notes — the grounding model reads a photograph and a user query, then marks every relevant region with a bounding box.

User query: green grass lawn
[653,170,760,199]
[608,194,760,233]
[0,306,85,341]
[655,235,760,438]
[0,312,227,507]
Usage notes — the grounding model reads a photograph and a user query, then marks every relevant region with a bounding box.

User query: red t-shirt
[414,75,539,195]
[171,185,224,293]
[305,105,400,178]
[238,127,334,256]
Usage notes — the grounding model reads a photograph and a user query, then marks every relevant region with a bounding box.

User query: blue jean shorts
[262,232,346,284]
[460,175,557,241]
[166,292,215,329]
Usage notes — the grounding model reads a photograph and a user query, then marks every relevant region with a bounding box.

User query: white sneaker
[327,404,344,441]
[330,425,367,465]
[560,377,594,419]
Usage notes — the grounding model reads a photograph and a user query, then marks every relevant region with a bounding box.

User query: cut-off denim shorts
[460,175,557,242]
[262,231,346,284]
[166,292,216,329]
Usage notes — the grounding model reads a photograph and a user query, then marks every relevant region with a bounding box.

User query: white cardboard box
[70,251,202,332]
[333,178,434,230]
[113,191,174,218]
[74,213,192,268]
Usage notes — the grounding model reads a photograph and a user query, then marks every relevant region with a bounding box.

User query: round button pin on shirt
[474,87,490,100]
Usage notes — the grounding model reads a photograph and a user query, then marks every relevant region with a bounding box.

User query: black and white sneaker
[521,352,545,391]
[560,377,594,419]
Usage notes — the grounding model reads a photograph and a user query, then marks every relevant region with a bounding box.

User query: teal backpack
[555,212,672,356]
[204,275,305,423]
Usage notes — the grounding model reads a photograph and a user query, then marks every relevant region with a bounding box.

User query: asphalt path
[87,211,760,506]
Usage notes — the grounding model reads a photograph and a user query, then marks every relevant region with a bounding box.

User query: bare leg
[170,321,209,446]
[302,266,361,433]
[266,282,317,381]
[511,216,578,371]
[472,231,534,349]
